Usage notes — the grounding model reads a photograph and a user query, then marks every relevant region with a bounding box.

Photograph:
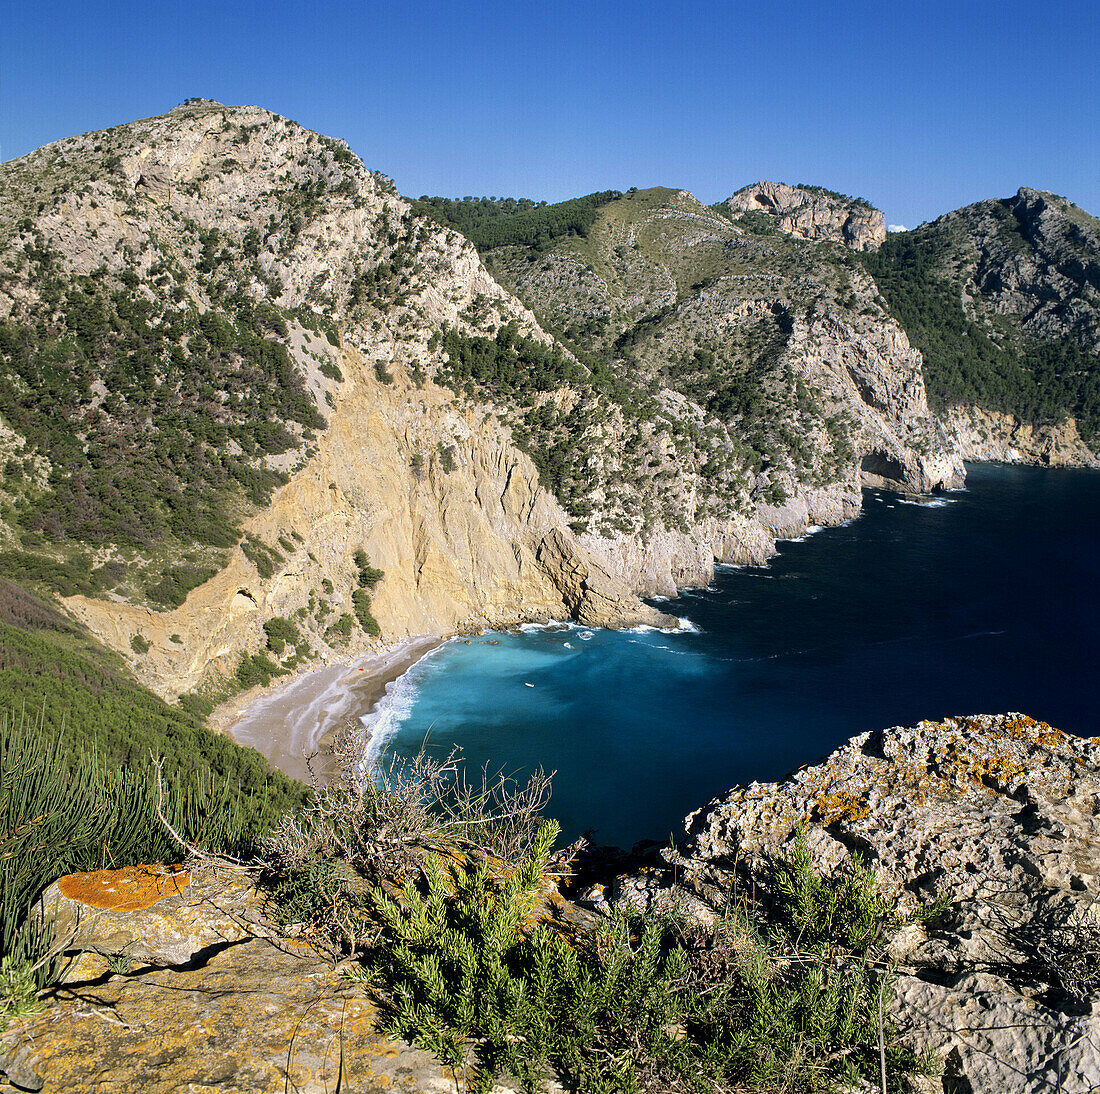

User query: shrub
[263,616,299,656]
[352,550,384,588]
[352,588,380,637]
[146,564,216,608]
[264,763,931,1093]
[325,612,354,643]
[236,650,285,689]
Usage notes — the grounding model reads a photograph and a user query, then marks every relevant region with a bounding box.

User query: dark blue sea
[371,464,1100,848]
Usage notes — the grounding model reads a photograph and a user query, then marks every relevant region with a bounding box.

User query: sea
[365,464,1100,849]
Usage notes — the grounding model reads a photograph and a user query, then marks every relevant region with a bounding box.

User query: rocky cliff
[486,186,962,590]
[613,714,1100,1093]
[0,105,969,699]
[722,180,887,250]
[944,405,1100,467]
[927,187,1100,353]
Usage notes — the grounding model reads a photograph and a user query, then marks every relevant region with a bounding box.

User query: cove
[377,464,1100,849]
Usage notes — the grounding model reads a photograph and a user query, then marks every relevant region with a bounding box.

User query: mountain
[0,102,1095,706]
[864,188,1100,463]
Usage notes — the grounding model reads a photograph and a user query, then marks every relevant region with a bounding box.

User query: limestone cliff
[944,405,1100,468]
[487,186,962,592]
[866,187,1100,464]
[614,714,1100,1093]
[14,105,1100,706]
[722,180,887,250]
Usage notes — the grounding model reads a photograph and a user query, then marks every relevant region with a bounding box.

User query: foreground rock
[3,862,550,1093]
[36,864,259,967]
[616,714,1100,1093]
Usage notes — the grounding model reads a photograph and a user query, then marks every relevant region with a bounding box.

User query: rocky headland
[609,714,1100,1092]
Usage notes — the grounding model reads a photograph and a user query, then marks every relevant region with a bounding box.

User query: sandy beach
[213,636,443,784]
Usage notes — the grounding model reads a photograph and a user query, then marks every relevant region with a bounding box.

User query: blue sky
[2,0,1097,229]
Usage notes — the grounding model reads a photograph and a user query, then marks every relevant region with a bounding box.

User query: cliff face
[723,180,887,250]
[935,187,1100,353]
[0,102,675,699]
[8,105,1098,703]
[614,714,1100,1093]
[62,351,672,699]
[944,405,1100,467]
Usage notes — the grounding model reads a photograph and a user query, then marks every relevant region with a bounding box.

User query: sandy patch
[216,636,442,783]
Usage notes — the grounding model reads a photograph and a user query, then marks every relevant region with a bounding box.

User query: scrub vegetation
[263,756,935,1093]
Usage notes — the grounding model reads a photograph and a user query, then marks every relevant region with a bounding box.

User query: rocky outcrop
[723,180,887,250]
[37,864,260,966]
[2,936,517,1093]
[944,405,1100,467]
[925,187,1100,354]
[3,863,558,1092]
[615,714,1100,1092]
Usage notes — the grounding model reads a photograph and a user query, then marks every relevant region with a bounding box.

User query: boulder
[618,714,1100,1092]
[37,864,261,967]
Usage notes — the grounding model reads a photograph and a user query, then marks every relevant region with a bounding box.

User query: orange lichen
[57,864,190,911]
[1000,716,1066,747]
[815,790,870,826]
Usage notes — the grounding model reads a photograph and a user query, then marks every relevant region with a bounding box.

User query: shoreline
[211,467,1035,789]
[213,636,443,784]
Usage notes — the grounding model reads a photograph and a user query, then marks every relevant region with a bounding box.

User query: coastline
[212,636,443,784]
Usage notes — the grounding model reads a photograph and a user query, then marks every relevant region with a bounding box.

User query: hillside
[864,188,1100,458]
[0,102,1095,704]
[470,185,961,530]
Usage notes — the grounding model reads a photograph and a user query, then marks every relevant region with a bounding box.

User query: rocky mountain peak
[723,180,886,250]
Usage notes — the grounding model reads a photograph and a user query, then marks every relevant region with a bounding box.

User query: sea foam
[358,646,445,771]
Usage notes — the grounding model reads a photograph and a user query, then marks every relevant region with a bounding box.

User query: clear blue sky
[2,0,1097,229]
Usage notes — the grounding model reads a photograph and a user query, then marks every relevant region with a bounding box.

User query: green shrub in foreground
[357,825,931,1093]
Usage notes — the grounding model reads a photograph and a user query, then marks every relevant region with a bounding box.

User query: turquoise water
[374,464,1100,848]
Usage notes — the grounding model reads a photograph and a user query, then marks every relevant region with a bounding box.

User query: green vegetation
[793,183,875,210]
[236,649,285,688]
[864,230,1100,441]
[352,588,380,637]
[0,582,303,811]
[262,615,299,655]
[146,563,217,608]
[0,703,302,1027]
[436,322,665,508]
[348,551,384,637]
[0,258,324,550]
[240,535,285,579]
[411,192,623,254]
[266,760,932,1094]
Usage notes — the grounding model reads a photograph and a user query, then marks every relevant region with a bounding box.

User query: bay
[378,464,1100,848]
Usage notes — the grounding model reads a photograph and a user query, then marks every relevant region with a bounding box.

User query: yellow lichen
[57,864,189,911]
[815,790,870,826]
